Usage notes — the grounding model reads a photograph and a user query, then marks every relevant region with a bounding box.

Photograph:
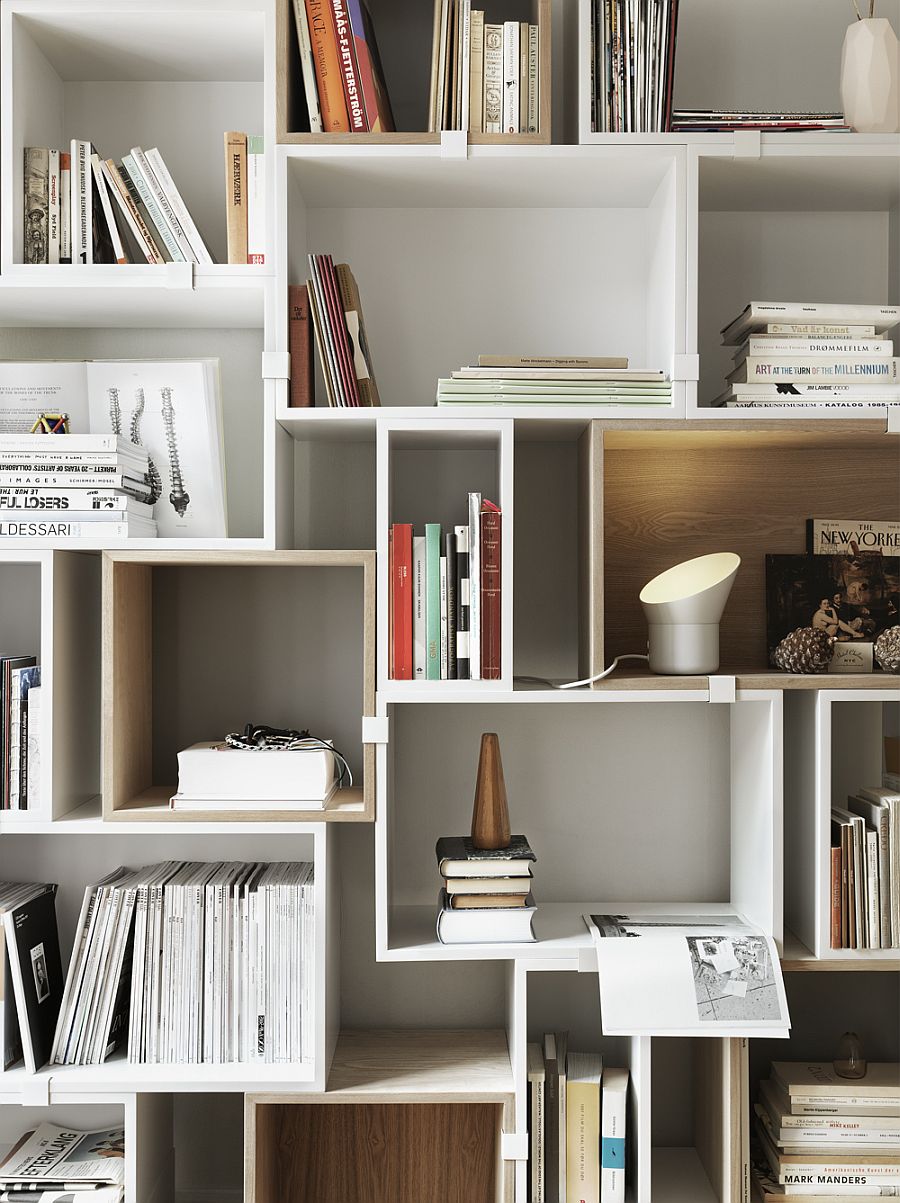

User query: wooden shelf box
[102,550,375,821]
[277,0,551,145]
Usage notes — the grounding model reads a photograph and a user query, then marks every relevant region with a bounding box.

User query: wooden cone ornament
[471,732,511,850]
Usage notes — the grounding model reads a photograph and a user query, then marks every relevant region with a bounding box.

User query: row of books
[751,1060,900,1200]
[437,355,672,406]
[0,1123,124,1203]
[389,493,501,682]
[290,257,381,408]
[1,657,41,811]
[51,861,315,1068]
[715,303,900,410]
[291,0,394,133]
[429,5,540,135]
[435,835,536,944]
[591,0,679,134]
[0,435,157,540]
[831,784,899,951]
[673,110,849,132]
[529,1034,629,1203]
[23,141,222,267]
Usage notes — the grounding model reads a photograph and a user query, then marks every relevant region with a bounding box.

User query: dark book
[0,929,24,1071]
[3,885,62,1072]
[480,499,501,679]
[435,834,536,876]
[1,657,36,811]
[543,1030,568,1203]
[455,524,470,680]
[288,284,313,407]
[16,666,40,811]
[443,530,457,680]
[89,151,116,265]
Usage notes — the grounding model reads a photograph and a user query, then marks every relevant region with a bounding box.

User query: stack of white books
[437,355,672,406]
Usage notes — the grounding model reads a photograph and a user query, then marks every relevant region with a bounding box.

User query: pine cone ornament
[773,627,834,673]
[875,625,900,674]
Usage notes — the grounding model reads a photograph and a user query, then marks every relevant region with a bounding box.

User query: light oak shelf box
[102,549,375,822]
[277,0,551,145]
[246,1029,515,1203]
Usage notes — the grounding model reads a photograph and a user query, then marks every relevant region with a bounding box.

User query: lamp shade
[639,552,741,674]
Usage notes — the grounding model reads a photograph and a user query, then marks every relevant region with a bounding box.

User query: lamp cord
[514,653,650,692]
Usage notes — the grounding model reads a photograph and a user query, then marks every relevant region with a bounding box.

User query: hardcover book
[435,834,536,876]
[2,885,63,1073]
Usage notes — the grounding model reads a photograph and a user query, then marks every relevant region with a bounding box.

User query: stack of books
[0,1123,124,1203]
[435,835,536,943]
[223,132,266,264]
[294,256,380,408]
[751,1061,900,1202]
[52,861,315,1067]
[0,435,157,540]
[2,656,40,811]
[673,110,849,132]
[429,6,540,135]
[0,880,62,1073]
[23,141,220,266]
[437,355,672,406]
[528,1033,630,1203]
[591,0,679,133]
[715,303,900,410]
[831,784,898,951]
[291,0,394,133]
[389,492,501,682]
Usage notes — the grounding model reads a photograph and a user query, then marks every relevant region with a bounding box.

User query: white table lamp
[639,552,741,674]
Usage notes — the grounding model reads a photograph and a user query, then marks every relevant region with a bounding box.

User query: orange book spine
[830,844,842,949]
[304,0,351,132]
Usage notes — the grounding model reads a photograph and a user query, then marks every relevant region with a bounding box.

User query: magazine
[583,911,791,1037]
[0,1191,123,1202]
[0,1124,125,1187]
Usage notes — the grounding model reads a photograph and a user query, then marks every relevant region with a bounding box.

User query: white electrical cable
[514,653,650,692]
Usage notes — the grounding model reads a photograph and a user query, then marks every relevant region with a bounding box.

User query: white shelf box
[785,689,900,963]
[693,140,900,417]
[0,824,338,1092]
[279,146,687,418]
[1,0,271,284]
[375,691,782,962]
[0,1096,173,1203]
[377,417,515,692]
[0,550,99,823]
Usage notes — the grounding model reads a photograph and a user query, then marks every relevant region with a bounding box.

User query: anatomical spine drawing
[161,386,190,517]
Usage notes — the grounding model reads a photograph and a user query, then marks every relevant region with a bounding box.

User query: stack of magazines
[591,0,680,132]
[672,110,849,132]
[437,355,672,406]
[0,1123,124,1202]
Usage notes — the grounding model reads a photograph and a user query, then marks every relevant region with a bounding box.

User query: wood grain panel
[603,445,900,670]
[257,1102,499,1203]
[103,558,152,818]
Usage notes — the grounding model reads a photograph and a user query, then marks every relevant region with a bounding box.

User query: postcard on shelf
[808,518,900,556]
[583,911,790,1037]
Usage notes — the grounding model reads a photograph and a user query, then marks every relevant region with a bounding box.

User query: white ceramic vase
[840,18,900,134]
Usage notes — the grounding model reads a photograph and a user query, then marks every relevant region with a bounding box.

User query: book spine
[764,323,877,336]
[320,253,362,406]
[600,1082,627,1203]
[0,490,143,512]
[829,844,842,950]
[59,152,71,263]
[304,0,351,131]
[330,0,367,131]
[246,136,266,264]
[47,149,60,264]
[145,147,213,264]
[744,338,890,356]
[439,553,449,679]
[527,24,539,133]
[566,1084,600,1203]
[480,501,501,680]
[102,160,164,265]
[877,808,892,948]
[468,10,485,133]
[459,1,472,132]
[388,528,394,678]
[519,20,528,134]
[483,24,503,133]
[425,522,442,680]
[335,261,380,407]
[19,683,29,810]
[292,0,324,132]
[455,524,470,680]
[502,21,520,133]
[392,523,413,679]
[413,534,427,678]
[545,1049,559,1203]
[0,471,147,488]
[8,672,22,809]
[90,155,127,264]
[444,530,457,680]
[223,132,248,264]
[130,147,196,262]
[115,159,170,261]
[23,147,49,264]
[72,140,94,264]
[532,1072,545,1202]
[865,827,880,950]
[740,357,899,381]
[467,493,482,678]
[0,520,139,538]
[288,284,313,406]
[122,153,183,262]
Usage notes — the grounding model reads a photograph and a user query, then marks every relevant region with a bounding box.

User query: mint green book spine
[425,523,442,680]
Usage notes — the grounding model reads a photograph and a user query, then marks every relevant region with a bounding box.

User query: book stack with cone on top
[436,732,537,944]
[437,354,672,407]
[751,1060,900,1201]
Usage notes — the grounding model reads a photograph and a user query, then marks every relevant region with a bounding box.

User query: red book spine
[388,526,394,678]
[318,254,361,407]
[392,523,413,679]
[330,0,368,131]
[480,501,501,680]
[288,284,313,407]
[830,844,843,949]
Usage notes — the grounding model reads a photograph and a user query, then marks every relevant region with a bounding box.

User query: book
[527,23,539,132]
[829,844,842,950]
[449,894,529,908]
[391,523,413,679]
[59,151,71,263]
[759,1081,900,1143]
[444,876,531,895]
[543,1030,568,1203]
[528,1041,545,1203]
[23,148,49,265]
[330,0,367,131]
[223,132,248,263]
[458,1,472,131]
[144,147,213,264]
[121,152,183,263]
[292,0,324,132]
[455,366,653,379]
[519,21,528,134]
[762,323,879,337]
[435,834,536,877]
[443,530,457,680]
[101,158,165,265]
[413,534,427,678]
[502,21,520,133]
[47,149,60,264]
[833,806,866,948]
[439,552,448,678]
[480,499,501,679]
[288,284,313,407]
[70,139,91,265]
[304,0,350,131]
[128,147,195,262]
[735,338,891,359]
[90,154,128,265]
[601,1067,629,1203]
[1,885,62,1073]
[425,523,442,680]
[334,262,381,407]
[469,9,485,133]
[483,23,503,133]
[345,0,394,131]
[728,358,900,384]
[848,793,891,949]
[808,520,900,557]
[772,1063,900,1104]
[857,787,899,949]
[2,657,36,811]
[454,525,470,680]
[565,1052,602,1203]
[174,740,336,803]
[435,889,536,943]
[721,304,900,346]
[468,492,481,679]
[477,355,630,369]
